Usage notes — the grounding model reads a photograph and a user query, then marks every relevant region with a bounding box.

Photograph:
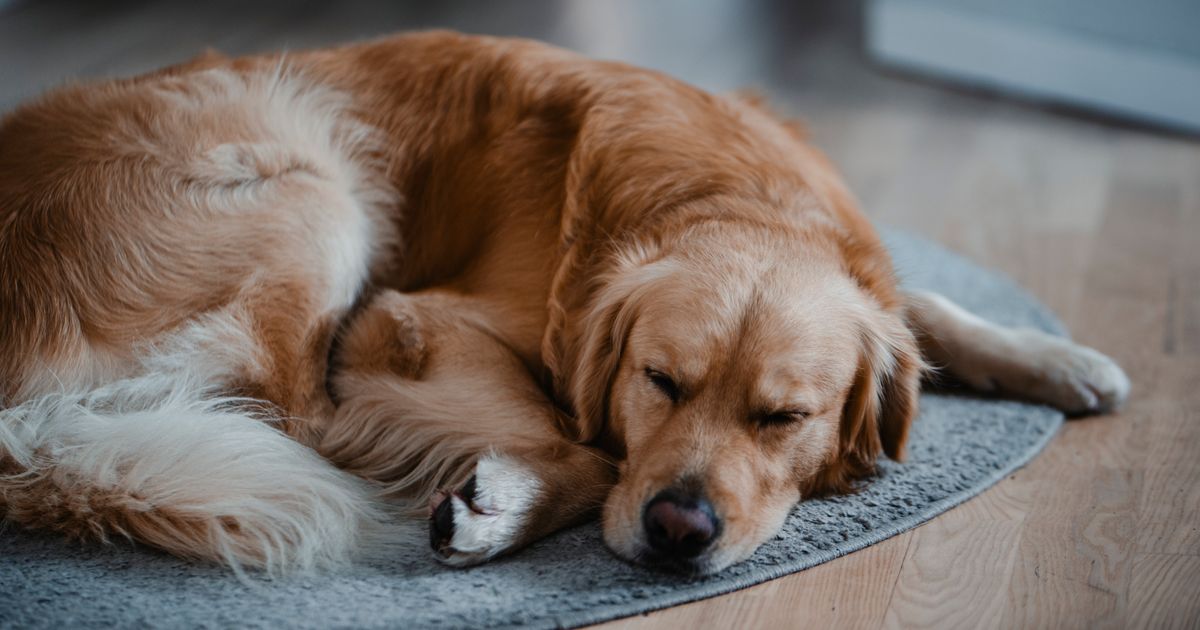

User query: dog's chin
[635,551,717,577]
[603,538,744,577]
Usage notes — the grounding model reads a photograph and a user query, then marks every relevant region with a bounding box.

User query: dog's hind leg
[322,289,617,566]
[903,290,1130,414]
[0,67,401,574]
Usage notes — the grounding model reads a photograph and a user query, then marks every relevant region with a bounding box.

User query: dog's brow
[641,339,710,380]
[751,368,826,410]
[753,393,818,416]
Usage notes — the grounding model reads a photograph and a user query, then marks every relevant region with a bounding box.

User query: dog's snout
[642,489,720,559]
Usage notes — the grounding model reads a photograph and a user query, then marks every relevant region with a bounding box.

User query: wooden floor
[2,1,1197,627]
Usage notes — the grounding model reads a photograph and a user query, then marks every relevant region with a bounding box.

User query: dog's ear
[544,244,667,444]
[813,308,922,494]
[559,284,634,443]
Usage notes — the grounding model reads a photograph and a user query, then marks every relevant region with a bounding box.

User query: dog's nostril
[642,489,720,559]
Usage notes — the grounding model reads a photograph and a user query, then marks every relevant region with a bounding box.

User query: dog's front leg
[429,439,615,566]
[323,289,616,566]
[903,290,1130,414]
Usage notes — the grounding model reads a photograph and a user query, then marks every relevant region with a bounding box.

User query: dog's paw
[1006,330,1131,415]
[429,454,542,567]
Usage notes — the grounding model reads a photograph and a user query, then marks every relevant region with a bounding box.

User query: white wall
[866,0,1200,133]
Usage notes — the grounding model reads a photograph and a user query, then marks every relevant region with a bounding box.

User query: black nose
[642,488,721,559]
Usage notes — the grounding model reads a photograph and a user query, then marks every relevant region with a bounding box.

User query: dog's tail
[0,370,391,576]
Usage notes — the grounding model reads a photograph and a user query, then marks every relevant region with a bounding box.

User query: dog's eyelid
[643,366,667,379]
[757,409,811,425]
[643,367,681,402]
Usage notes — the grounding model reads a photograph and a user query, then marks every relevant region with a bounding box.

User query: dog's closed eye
[757,410,810,426]
[644,368,680,403]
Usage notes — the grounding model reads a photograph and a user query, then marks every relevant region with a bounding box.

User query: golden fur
[0,32,1128,574]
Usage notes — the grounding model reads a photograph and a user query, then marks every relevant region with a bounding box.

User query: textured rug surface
[0,229,1065,629]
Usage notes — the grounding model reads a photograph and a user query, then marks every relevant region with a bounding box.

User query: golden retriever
[0,32,1129,575]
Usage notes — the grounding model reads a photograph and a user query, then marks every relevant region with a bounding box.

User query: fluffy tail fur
[0,371,391,576]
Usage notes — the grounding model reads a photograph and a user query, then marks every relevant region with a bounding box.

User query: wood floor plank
[995,395,1142,628]
[1132,146,1200,560]
[1134,382,1200,557]
[995,132,1197,630]
[612,533,912,630]
[1128,553,1200,630]
[880,479,1032,630]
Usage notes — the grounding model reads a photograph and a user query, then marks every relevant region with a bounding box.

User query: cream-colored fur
[904,291,1130,413]
[0,366,391,576]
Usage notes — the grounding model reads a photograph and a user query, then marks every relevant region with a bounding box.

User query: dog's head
[550,218,921,574]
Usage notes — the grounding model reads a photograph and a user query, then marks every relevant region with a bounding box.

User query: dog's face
[562,225,921,574]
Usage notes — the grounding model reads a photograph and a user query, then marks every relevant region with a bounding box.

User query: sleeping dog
[0,32,1128,575]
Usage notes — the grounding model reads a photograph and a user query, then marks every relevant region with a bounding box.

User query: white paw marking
[435,454,541,567]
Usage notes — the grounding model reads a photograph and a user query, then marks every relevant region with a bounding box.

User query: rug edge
[546,408,1063,630]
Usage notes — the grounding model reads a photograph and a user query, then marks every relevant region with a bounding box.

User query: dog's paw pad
[429,454,541,567]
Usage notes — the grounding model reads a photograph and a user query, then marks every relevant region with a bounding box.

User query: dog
[0,31,1129,575]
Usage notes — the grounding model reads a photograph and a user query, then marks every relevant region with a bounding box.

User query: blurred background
[4,0,1199,129]
[5,0,1198,133]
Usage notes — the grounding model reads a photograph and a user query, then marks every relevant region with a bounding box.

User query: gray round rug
[0,228,1065,629]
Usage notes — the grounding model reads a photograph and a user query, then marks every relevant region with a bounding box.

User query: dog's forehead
[739,286,864,398]
[632,259,864,386]
[631,283,741,376]
[745,270,865,351]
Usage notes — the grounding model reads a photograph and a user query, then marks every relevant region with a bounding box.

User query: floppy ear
[819,308,923,493]
[543,244,667,444]
[559,284,636,443]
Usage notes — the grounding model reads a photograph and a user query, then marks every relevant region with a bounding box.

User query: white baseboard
[866,0,1200,133]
